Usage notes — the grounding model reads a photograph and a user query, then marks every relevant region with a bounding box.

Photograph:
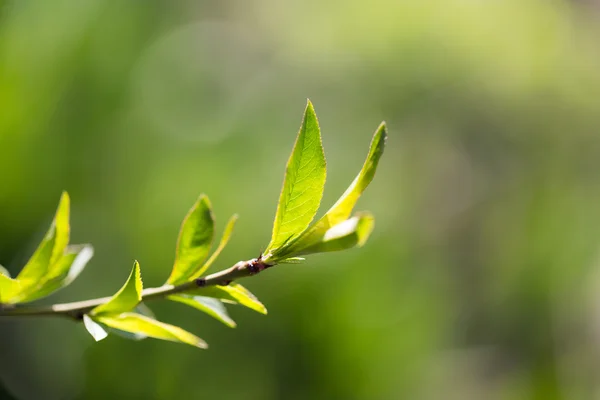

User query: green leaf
[92,261,142,316]
[95,312,207,349]
[0,273,20,303]
[276,123,386,259]
[83,314,108,342]
[189,214,238,280]
[265,100,327,256]
[167,195,215,285]
[189,283,267,315]
[293,213,375,255]
[16,192,70,288]
[104,303,156,341]
[168,294,236,328]
[16,244,94,303]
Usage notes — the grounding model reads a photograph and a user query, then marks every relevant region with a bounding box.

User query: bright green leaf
[275,123,386,259]
[0,273,20,303]
[293,213,375,255]
[92,261,142,316]
[169,294,236,328]
[190,283,267,315]
[265,100,326,256]
[16,192,70,288]
[95,312,207,349]
[105,303,156,341]
[167,195,215,285]
[189,214,238,280]
[83,314,108,342]
[16,244,94,303]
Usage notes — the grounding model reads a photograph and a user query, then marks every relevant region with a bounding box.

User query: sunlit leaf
[95,312,207,349]
[293,213,374,255]
[0,273,20,303]
[190,283,267,315]
[92,261,142,316]
[105,303,156,341]
[189,214,238,280]
[167,195,215,285]
[169,294,236,328]
[276,123,386,259]
[16,244,94,303]
[265,100,326,256]
[83,314,108,342]
[16,192,70,288]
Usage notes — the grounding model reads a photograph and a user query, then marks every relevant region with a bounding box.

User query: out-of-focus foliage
[2,0,600,399]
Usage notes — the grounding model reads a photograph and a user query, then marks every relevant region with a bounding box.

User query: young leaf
[95,312,207,349]
[16,244,94,303]
[167,195,215,285]
[16,192,70,287]
[265,100,327,255]
[83,314,108,342]
[189,283,267,315]
[0,273,20,303]
[293,213,374,255]
[0,266,10,277]
[105,303,156,341]
[189,214,238,280]
[275,123,386,259]
[168,295,236,328]
[92,261,142,316]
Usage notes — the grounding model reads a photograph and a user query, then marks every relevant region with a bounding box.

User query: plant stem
[0,258,270,320]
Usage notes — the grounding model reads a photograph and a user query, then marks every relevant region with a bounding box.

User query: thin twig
[0,258,270,320]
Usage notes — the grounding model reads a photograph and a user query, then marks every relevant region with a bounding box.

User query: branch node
[195,278,207,287]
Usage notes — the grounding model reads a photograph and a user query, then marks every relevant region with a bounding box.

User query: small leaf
[95,312,207,349]
[16,192,70,288]
[189,214,238,280]
[167,195,215,285]
[265,100,327,256]
[16,244,94,303]
[169,295,236,328]
[190,284,267,315]
[0,273,20,303]
[105,303,156,341]
[275,123,386,259]
[92,261,142,316]
[294,213,375,255]
[83,314,108,342]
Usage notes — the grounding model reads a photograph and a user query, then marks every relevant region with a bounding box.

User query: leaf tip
[305,98,317,117]
[133,260,143,301]
[375,121,388,142]
[197,193,210,204]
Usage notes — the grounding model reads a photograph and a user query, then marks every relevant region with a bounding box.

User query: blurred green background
[2,0,600,399]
